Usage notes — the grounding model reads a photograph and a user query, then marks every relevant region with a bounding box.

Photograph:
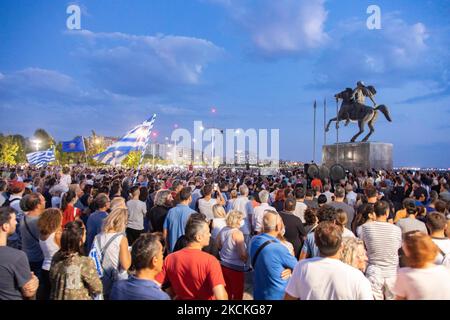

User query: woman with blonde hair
[216,210,248,300]
[38,208,63,299]
[225,190,238,213]
[211,204,227,240]
[110,197,127,210]
[91,207,131,299]
[393,231,450,300]
[340,237,368,273]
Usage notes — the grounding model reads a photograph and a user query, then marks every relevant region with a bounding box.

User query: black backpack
[1,196,20,208]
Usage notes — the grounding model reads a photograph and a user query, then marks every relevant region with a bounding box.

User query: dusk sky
[1,0,449,167]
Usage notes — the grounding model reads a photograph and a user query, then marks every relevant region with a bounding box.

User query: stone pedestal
[322,142,393,171]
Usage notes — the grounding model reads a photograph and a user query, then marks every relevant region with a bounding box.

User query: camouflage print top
[49,252,103,300]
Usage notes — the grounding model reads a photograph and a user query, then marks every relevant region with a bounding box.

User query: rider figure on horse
[352,81,377,107]
[338,81,377,126]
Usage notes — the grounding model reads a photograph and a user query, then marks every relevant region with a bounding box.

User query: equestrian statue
[325,81,392,142]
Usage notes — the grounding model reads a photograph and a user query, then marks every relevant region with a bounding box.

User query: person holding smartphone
[198,185,225,222]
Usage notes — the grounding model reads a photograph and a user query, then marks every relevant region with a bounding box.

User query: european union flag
[62,136,86,153]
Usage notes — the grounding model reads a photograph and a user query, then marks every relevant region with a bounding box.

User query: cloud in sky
[66,30,224,96]
[309,13,449,91]
[0,67,199,138]
[209,0,329,58]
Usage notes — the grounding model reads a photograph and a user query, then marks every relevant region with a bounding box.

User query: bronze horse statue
[325,88,392,142]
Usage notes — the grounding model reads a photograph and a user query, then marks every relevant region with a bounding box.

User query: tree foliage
[0,136,19,165]
[122,151,141,168]
[9,134,27,163]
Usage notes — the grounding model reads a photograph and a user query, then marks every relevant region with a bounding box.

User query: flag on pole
[26,148,56,168]
[62,136,86,152]
[93,114,157,165]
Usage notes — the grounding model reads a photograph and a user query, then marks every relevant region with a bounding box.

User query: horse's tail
[375,105,392,122]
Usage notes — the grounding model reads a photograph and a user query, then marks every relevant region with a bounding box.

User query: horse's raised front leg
[326,117,337,132]
[350,121,364,142]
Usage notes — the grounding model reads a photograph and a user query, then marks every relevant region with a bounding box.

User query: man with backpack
[4,181,26,249]
[249,210,297,300]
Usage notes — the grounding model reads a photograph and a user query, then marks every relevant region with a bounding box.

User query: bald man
[249,210,297,300]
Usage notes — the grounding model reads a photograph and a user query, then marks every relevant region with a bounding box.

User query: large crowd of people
[1,164,450,300]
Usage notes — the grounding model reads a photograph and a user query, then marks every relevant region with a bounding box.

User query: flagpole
[82,136,88,165]
[324,98,327,146]
[336,98,339,165]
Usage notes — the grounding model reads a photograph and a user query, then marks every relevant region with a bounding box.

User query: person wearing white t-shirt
[345,184,358,208]
[59,167,72,191]
[126,186,147,245]
[253,190,276,234]
[321,184,334,204]
[293,188,307,223]
[393,231,450,300]
[232,185,254,237]
[426,212,450,265]
[198,184,225,221]
[285,222,373,300]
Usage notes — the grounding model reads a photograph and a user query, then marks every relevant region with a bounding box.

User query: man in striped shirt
[360,201,402,300]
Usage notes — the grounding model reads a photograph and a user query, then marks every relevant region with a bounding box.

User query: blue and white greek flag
[93,114,157,165]
[26,148,56,168]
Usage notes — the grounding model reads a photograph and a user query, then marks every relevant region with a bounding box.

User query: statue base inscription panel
[322,142,393,171]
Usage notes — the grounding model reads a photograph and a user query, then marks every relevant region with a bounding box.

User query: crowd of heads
[1,163,450,301]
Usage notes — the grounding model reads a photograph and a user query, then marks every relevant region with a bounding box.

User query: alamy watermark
[168,121,279,168]
[66,4,81,30]
[367,5,381,30]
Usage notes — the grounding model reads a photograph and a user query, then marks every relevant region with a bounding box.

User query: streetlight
[31,139,41,151]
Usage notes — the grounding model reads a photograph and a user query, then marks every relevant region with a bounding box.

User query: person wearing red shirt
[311,176,323,192]
[61,190,82,227]
[156,216,228,300]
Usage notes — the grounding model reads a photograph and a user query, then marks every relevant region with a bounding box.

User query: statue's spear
[324,98,327,146]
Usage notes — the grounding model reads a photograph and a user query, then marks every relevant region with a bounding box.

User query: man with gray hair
[321,184,334,204]
[329,186,355,229]
[345,184,357,208]
[253,190,276,234]
[232,184,254,238]
[249,210,297,300]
